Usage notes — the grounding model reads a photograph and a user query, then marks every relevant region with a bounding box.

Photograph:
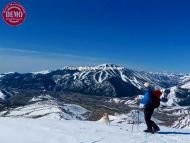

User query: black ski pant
[144,106,159,130]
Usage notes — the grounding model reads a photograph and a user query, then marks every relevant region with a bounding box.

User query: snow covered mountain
[0,90,6,100]
[180,75,190,89]
[0,64,187,97]
[161,86,190,106]
[0,64,189,106]
[0,89,14,102]
[0,94,89,120]
[173,114,190,129]
[0,64,190,128]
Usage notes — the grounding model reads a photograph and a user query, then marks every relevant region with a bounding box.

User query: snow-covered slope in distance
[180,75,190,89]
[32,70,50,75]
[0,90,6,100]
[172,114,190,129]
[0,95,89,120]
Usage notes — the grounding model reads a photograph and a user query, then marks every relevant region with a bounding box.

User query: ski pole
[137,109,140,130]
[131,111,135,133]
[131,121,134,133]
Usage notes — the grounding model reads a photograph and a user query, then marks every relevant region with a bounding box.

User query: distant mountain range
[0,64,190,128]
[0,64,190,106]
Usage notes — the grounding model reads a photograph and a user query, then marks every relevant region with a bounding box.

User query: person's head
[144,82,151,88]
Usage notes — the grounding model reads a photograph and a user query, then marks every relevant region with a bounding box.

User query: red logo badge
[2,2,26,26]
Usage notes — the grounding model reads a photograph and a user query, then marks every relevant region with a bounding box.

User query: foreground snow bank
[0,117,190,143]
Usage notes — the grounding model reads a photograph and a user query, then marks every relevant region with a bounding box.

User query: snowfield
[0,117,189,143]
[32,70,50,74]
[0,96,89,120]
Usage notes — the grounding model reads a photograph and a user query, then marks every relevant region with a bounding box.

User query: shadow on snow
[158,131,190,135]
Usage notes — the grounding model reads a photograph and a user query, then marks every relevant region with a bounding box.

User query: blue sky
[0,0,190,73]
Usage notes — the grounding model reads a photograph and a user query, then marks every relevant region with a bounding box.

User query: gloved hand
[135,95,140,100]
[139,103,144,109]
[134,95,141,103]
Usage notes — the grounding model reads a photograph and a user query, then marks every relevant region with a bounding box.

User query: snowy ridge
[63,64,125,83]
[0,95,89,120]
[180,75,190,89]
[0,90,6,100]
[106,97,139,105]
[181,82,190,89]
[32,70,50,75]
[164,86,179,106]
[172,114,190,129]
[180,75,190,82]
[168,108,190,116]
[69,64,144,89]
[161,85,190,107]
[78,64,121,83]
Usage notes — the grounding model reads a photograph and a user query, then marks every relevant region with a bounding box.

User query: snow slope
[181,82,190,89]
[180,75,190,89]
[0,90,6,100]
[164,86,179,106]
[172,114,190,129]
[0,117,189,143]
[0,95,89,120]
[32,70,50,74]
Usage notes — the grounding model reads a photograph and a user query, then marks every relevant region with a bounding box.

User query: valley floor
[0,117,190,143]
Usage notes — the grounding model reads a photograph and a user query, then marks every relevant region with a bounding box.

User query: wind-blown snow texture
[0,117,189,143]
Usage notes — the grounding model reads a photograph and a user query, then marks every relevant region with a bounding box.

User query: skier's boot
[153,127,160,132]
[144,129,154,134]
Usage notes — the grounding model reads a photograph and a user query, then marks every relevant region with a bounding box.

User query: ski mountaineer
[137,82,160,133]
